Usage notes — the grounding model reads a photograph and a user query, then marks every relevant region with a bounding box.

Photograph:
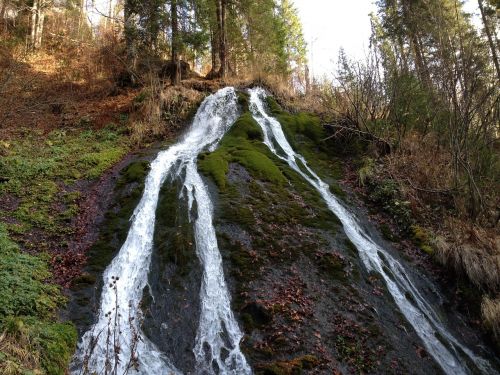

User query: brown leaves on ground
[332,314,386,373]
[51,251,87,288]
[260,273,314,325]
[0,50,140,139]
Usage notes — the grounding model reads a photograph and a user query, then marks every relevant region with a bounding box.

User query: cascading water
[71,87,251,375]
[248,87,496,375]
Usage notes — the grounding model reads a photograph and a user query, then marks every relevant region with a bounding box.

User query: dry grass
[383,133,456,220]
[247,74,331,116]
[481,296,500,341]
[129,78,204,144]
[434,219,500,292]
[0,43,139,139]
[381,133,500,292]
[0,325,42,375]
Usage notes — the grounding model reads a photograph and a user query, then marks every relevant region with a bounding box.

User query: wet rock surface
[67,94,499,374]
[213,162,443,374]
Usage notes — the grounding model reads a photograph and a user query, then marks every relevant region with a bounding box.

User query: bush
[367,178,413,233]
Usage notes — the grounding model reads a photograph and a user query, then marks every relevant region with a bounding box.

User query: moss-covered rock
[198,112,286,189]
[120,160,150,184]
[368,179,413,233]
[411,225,434,255]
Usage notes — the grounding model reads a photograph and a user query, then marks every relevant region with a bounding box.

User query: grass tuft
[481,296,500,342]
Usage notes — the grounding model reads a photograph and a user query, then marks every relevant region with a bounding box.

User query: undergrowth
[0,126,129,374]
[0,224,77,375]
[0,126,129,249]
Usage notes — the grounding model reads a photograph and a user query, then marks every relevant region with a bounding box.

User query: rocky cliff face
[69,91,499,374]
[197,97,439,374]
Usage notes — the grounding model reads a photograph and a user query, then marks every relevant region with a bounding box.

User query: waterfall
[71,87,251,375]
[248,87,496,375]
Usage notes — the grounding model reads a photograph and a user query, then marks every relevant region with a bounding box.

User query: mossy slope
[197,95,436,374]
[198,112,286,190]
[0,125,129,374]
[0,223,77,375]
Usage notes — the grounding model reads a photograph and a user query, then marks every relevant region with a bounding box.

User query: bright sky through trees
[85,0,483,79]
[294,0,482,78]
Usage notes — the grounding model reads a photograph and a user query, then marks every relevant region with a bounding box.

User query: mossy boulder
[411,225,434,255]
[118,160,150,186]
[198,112,286,189]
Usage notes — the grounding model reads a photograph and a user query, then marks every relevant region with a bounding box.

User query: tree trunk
[211,30,218,70]
[35,9,44,49]
[108,0,113,28]
[207,27,219,78]
[171,0,181,85]
[124,0,137,84]
[1,0,7,21]
[216,0,227,79]
[1,0,8,32]
[402,0,431,87]
[478,0,500,81]
[78,0,85,35]
[30,0,38,49]
[305,65,310,93]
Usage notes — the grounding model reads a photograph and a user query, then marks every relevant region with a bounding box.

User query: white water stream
[72,87,251,375]
[248,87,496,375]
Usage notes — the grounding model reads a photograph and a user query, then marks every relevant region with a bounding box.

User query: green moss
[358,157,376,187]
[1,316,77,375]
[265,96,283,115]
[31,319,77,375]
[121,160,150,184]
[329,182,345,198]
[0,126,128,375]
[153,182,198,285]
[0,127,128,241]
[267,97,323,145]
[280,112,324,143]
[317,252,346,280]
[198,151,229,189]
[263,98,347,188]
[411,225,434,255]
[368,179,413,232]
[0,225,76,374]
[380,223,397,242]
[78,147,127,179]
[115,160,150,191]
[0,224,63,318]
[344,238,358,256]
[221,204,255,229]
[232,149,286,185]
[198,112,285,189]
[225,112,264,141]
[63,191,81,203]
[237,91,250,110]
